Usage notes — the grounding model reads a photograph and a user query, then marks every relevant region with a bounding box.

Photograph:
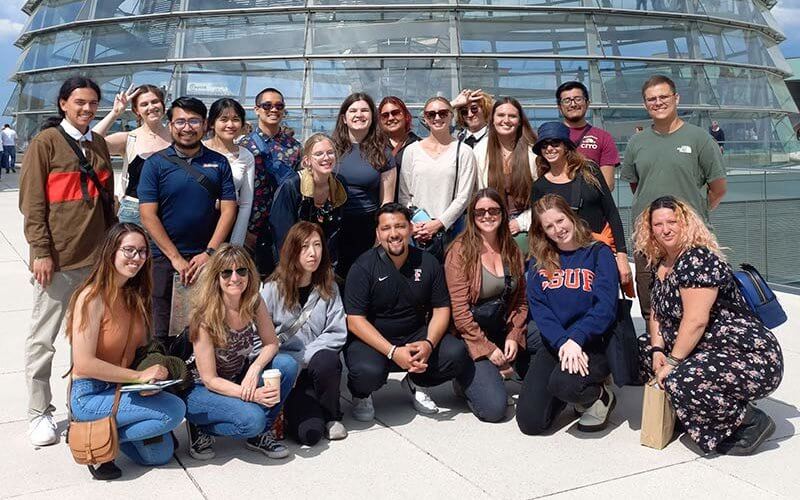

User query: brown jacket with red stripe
[444,239,528,360]
[19,127,114,272]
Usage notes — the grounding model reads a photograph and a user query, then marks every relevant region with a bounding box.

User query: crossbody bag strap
[277,292,321,345]
[158,151,220,200]
[574,124,592,147]
[500,265,514,304]
[451,139,462,203]
[569,171,584,211]
[57,126,113,209]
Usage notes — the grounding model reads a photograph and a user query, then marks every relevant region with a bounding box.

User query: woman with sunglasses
[531,122,633,294]
[473,97,537,252]
[517,195,618,435]
[66,223,185,480]
[262,222,348,445]
[398,97,476,261]
[203,98,255,246]
[331,92,396,278]
[184,245,298,461]
[271,133,347,270]
[378,96,421,174]
[445,189,527,422]
[92,84,171,225]
[452,89,493,148]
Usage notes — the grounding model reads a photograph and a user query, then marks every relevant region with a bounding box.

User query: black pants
[336,211,376,280]
[151,253,198,340]
[344,327,471,399]
[284,350,343,446]
[516,343,609,436]
[254,230,276,280]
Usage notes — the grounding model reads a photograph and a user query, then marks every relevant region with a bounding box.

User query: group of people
[18,73,783,480]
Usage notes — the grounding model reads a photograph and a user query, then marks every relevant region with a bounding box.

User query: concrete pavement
[0,171,797,499]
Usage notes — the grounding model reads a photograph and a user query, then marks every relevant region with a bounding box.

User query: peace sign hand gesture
[112,83,141,116]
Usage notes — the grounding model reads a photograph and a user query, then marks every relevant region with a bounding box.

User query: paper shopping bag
[640,379,676,449]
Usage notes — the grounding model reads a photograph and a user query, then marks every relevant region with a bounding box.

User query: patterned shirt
[239,126,302,235]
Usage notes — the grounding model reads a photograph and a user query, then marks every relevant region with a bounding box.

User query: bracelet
[650,346,665,355]
[665,355,683,367]
[387,345,397,360]
[422,338,435,351]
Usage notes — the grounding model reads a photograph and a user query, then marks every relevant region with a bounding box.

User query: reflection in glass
[184,14,306,58]
[460,11,588,55]
[89,21,178,64]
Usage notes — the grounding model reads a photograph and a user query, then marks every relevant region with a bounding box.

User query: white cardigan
[472,139,537,232]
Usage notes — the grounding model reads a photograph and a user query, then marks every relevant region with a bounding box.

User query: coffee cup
[261,368,282,400]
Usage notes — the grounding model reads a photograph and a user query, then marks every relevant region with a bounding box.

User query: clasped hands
[412,220,444,244]
[558,339,589,377]
[240,364,280,408]
[393,341,433,374]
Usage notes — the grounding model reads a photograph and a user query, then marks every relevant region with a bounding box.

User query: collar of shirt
[469,126,488,141]
[168,143,205,161]
[60,119,93,143]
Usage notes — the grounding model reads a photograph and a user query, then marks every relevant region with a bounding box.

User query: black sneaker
[246,431,289,459]
[186,421,215,460]
[88,461,122,480]
[716,405,775,456]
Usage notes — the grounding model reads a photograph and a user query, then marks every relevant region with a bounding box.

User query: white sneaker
[401,375,439,415]
[352,395,375,422]
[29,413,58,447]
[577,385,616,432]
[325,421,348,440]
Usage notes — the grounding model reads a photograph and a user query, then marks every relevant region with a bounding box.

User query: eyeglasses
[171,118,203,129]
[220,267,248,280]
[380,109,404,121]
[311,150,336,160]
[474,207,502,218]
[459,104,481,116]
[559,96,586,106]
[119,246,148,260]
[256,101,286,111]
[644,94,676,105]
[424,109,451,120]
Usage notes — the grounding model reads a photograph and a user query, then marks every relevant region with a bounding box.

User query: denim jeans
[117,197,141,226]
[70,378,186,465]
[461,359,509,423]
[185,353,298,438]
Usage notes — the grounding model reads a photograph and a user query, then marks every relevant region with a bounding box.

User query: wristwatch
[204,247,215,256]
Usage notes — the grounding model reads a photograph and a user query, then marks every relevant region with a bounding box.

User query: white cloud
[775,1,800,30]
[0,18,23,39]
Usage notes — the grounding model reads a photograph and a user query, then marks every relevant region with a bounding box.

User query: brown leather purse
[66,323,132,465]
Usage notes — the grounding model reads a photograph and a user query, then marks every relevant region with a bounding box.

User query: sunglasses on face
[220,267,248,279]
[257,101,286,111]
[424,109,451,120]
[540,140,564,150]
[380,109,404,121]
[459,104,481,116]
[474,207,502,218]
[119,246,148,259]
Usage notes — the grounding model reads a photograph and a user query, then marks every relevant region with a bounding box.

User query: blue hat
[532,122,575,155]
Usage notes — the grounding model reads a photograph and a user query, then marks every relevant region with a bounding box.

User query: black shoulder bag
[470,266,513,345]
[57,126,116,226]
[158,151,220,201]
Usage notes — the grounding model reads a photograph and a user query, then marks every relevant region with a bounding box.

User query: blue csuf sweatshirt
[527,243,619,350]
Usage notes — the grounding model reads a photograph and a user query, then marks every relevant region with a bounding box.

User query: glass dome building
[5,0,798,167]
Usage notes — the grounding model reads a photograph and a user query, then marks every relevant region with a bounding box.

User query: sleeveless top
[94,301,147,369]
[191,322,258,382]
[118,131,155,200]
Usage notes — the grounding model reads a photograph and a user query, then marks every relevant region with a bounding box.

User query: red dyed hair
[378,96,412,134]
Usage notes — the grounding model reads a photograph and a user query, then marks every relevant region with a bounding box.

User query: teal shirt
[620,122,725,223]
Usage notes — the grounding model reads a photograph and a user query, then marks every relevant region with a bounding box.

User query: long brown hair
[189,244,261,348]
[486,97,537,209]
[529,194,596,274]
[65,223,153,339]
[449,188,524,284]
[535,146,601,190]
[269,222,335,310]
[131,84,165,126]
[332,92,388,170]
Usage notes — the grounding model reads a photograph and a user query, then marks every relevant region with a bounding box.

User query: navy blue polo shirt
[138,144,236,256]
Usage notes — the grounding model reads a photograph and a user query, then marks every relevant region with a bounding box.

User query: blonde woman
[633,196,783,455]
[184,245,298,461]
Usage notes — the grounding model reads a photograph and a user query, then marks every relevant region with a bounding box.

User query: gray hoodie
[260,281,347,367]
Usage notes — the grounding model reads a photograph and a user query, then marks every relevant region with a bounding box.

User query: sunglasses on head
[257,101,286,111]
[424,109,450,120]
[459,104,481,116]
[220,267,248,279]
[380,109,404,121]
[474,207,502,218]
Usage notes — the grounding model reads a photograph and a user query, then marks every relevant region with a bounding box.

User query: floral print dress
[640,246,783,453]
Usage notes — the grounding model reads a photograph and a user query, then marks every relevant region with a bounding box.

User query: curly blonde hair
[189,244,261,348]
[632,196,725,268]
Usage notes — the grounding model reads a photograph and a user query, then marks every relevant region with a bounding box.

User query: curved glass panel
[25,0,89,31]
[88,20,178,64]
[183,14,305,58]
[697,25,775,67]
[599,60,717,106]
[187,0,304,9]
[94,0,179,18]
[310,11,453,55]
[19,29,86,70]
[460,11,588,55]
[180,60,306,105]
[595,16,692,59]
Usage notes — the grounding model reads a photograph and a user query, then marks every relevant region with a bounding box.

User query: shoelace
[194,431,215,450]
[257,431,278,448]
[43,414,56,429]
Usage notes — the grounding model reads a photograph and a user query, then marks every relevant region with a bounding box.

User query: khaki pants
[25,266,90,420]
[634,252,653,335]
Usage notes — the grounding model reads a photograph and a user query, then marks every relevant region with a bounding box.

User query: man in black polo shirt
[344,203,472,422]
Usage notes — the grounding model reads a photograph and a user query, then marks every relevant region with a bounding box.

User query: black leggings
[284,349,343,446]
[337,211,376,280]
[516,343,609,436]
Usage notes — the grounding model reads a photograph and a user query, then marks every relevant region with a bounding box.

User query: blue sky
[1,0,800,124]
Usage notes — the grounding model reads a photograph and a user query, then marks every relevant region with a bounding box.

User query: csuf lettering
[539,269,595,292]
